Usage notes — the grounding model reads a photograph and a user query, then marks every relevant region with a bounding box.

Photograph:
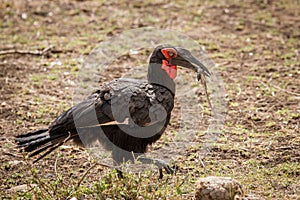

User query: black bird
[15,44,210,178]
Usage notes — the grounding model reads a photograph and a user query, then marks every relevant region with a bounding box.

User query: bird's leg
[116,169,123,179]
[136,157,175,179]
[112,148,174,178]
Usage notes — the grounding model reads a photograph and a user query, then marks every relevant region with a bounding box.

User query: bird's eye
[161,48,177,60]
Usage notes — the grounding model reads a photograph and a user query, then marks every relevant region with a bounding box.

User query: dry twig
[0,46,53,56]
[76,161,112,188]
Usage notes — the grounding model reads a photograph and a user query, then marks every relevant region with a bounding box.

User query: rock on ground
[194,176,244,200]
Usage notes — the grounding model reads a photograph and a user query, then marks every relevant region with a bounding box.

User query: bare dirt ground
[0,0,299,199]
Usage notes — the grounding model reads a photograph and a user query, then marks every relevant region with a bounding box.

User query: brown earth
[0,0,299,199]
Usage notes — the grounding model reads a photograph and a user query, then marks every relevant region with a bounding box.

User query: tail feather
[16,128,49,138]
[30,135,75,163]
[15,129,48,145]
[16,133,49,148]
[15,129,74,162]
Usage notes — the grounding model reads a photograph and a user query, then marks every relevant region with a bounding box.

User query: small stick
[76,162,98,188]
[76,162,112,188]
[0,46,53,56]
[54,153,60,179]
[272,85,300,96]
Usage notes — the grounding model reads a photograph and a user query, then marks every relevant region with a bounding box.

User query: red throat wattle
[162,60,177,79]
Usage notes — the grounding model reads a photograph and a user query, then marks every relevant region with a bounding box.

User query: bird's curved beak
[170,47,211,81]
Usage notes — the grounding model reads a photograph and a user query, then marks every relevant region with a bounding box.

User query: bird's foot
[136,157,175,179]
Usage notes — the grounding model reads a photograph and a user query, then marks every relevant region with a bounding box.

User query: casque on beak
[170,47,211,81]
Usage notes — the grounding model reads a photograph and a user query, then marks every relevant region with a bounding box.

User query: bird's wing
[48,78,173,136]
[107,78,174,127]
[48,78,144,134]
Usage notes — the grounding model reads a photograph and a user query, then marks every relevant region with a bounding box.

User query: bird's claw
[137,157,175,179]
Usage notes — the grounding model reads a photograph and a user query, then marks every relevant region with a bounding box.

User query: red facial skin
[161,48,178,79]
[162,60,177,79]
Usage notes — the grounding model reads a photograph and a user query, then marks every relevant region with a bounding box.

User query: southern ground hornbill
[15,44,210,178]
